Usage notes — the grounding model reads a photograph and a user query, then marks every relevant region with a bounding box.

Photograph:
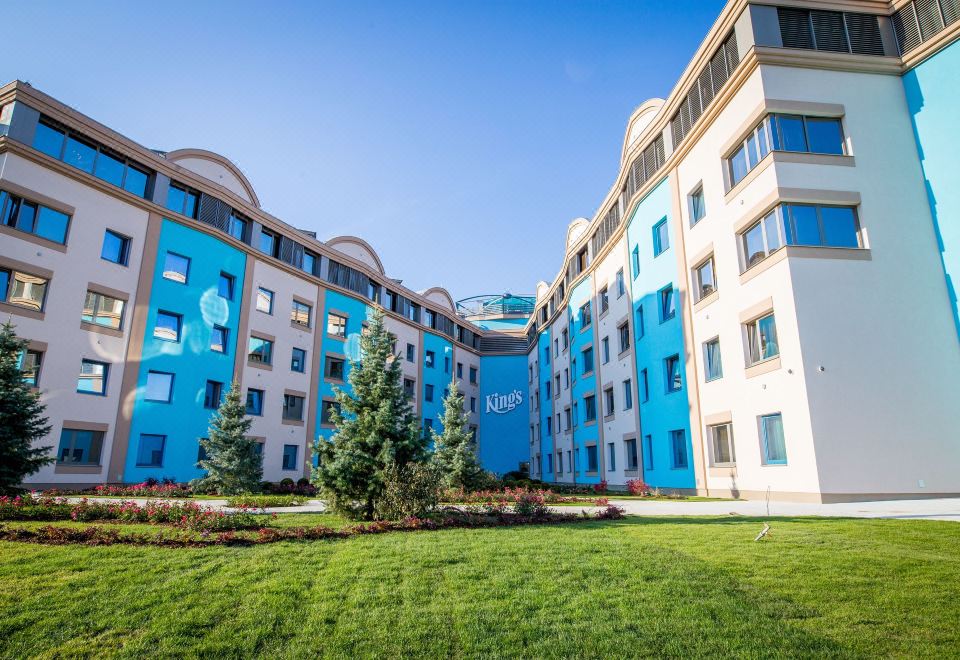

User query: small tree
[313,308,427,520]
[193,381,262,495]
[431,380,487,491]
[0,321,52,493]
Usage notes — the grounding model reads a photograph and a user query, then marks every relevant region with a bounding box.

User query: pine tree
[193,381,262,495]
[313,308,427,520]
[0,321,52,493]
[430,380,488,491]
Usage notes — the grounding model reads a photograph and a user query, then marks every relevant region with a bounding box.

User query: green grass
[0,516,957,658]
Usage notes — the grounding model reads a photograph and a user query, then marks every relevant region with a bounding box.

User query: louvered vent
[942,0,960,25]
[709,50,727,97]
[278,236,296,265]
[197,193,230,232]
[892,5,923,53]
[811,11,849,52]
[652,135,665,169]
[697,66,714,109]
[845,13,885,55]
[916,0,945,40]
[724,31,740,71]
[779,8,815,49]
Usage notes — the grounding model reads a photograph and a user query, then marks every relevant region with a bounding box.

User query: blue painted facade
[903,40,960,340]
[537,330,554,480]
[124,219,246,482]
[567,275,601,485]
[477,353,530,474]
[624,179,695,489]
[421,330,453,437]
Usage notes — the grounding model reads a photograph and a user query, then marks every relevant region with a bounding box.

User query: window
[698,337,724,382]
[0,268,48,311]
[653,218,669,256]
[580,301,592,328]
[444,356,450,374]
[543,346,550,365]
[325,356,345,380]
[556,452,563,474]
[708,423,735,466]
[57,428,104,465]
[208,325,228,353]
[625,438,638,470]
[256,288,274,314]
[618,323,630,353]
[425,384,434,402]
[165,182,199,218]
[144,371,173,402]
[218,273,235,300]
[291,300,312,327]
[283,394,305,421]
[321,400,341,424]
[0,192,71,245]
[228,213,248,242]
[746,313,779,365]
[203,380,223,409]
[563,368,569,389]
[554,338,559,357]
[742,203,861,270]
[659,285,675,322]
[582,347,594,375]
[599,287,609,315]
[81,291,125,330]
[246,389,264,416]
[586,445,598,472]
[608,443,616,471]
[554,374,560,396]
[604,387,615,417]
[728,114,845,187]
[282,444,299,470]
[584,394,597,422]
[136,434,166,467]
[100,230,130,265]
[561,329,568,350]
[564,407,572,430]
[303,251,317,275]
[162,252,190,284]
[423,309,435,328]
[761,413,787,464]
[403,378,415,398]
[640,369,649,402]
[694,257,716,301]
[469,366,478,384]
[406,343,415,362]
[20,349,42,387]
[670,430,688,469]
[248,336,274,365]
[636,305,644,339]
[643,435,654,470]
[291,348,307,373]
[623,379,633,410]
[425,350,435,368]
[689,184,706,224]
[546,453,553,473]
[665,354,682,393]
[616,269,625,298]
[153,311,182,341]
[470,397,477,413]
[327,313,348,338]
[631,246,640,278]
[77,359,108,395]
[601,337,610,364]
[259,229,278,257]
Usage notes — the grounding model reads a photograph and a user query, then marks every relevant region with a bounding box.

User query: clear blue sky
[2,0,724,300]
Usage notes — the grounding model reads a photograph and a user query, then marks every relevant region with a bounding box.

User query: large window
[653,218,669,256]
[291,300,311,327]
[165,182,199,219]
[625,438,638,470]
[282,444,299,470]
[664,354,682,393]
[0,269,48,311]
[694,257,716,301]
[670,430,688,469]
[101,230,130,265]
[144,371,174,402]
[248,336,274,365]
[586,445,599,472]
[77,359,108,395]
[727,114,845,187]
[703,337,723,381]
[283,394,305,422]
[0,190,70,244]
[741,203,861,270]
[57,428,104,465]
[327,313,347,337]
[708,423,735,466]
[137,434,166,467]
[760,413,787,464]
[746,312,779,365]
[246,388,264,416]
[82,291,125,330]
[325,356,345,380]
[153,311,181,342]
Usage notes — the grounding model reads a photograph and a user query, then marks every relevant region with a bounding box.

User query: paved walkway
[60,496,960,521]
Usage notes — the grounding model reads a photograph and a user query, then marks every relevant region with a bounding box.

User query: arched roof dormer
[165,148,260,207]
[326,235,386,275]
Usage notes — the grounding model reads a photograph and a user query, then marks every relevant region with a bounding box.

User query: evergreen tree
[0,321,52,493]
[193,381,262,495]
[430,380,487,491]
[313,308,427,520]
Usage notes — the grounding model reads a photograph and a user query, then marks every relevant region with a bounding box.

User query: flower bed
[226,495,307,508]
[443,486,609,506]
[0,505,625,547]
[0,496,260,531]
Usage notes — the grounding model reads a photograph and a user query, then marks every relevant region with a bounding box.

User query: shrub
[626,479,649,496]
[90,481,193,498]
[594,497,609,506]
[375,463,441,520]
[593,480,608,494]
[512,492,549,517]
[226,495,305,508]
[595,504,625,520]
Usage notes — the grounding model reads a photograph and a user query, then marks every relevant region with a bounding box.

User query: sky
[2,0,725,301]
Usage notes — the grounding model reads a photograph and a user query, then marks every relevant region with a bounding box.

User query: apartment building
[2,0,959,501]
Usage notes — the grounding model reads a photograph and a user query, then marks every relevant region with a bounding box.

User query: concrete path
[58,496,960,521]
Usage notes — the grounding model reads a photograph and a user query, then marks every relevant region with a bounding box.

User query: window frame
[77,359,109,396]
[144,370,174,403]
[708,422,736,467]
[100,229,131,266]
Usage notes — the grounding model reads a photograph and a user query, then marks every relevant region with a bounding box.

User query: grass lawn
[1,516,957,658]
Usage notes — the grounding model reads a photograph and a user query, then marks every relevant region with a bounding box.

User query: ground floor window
[670,430,688,469]
[761,413,787,464]
[57,428,104,465]
[282,444,299,470]
[137,434,165,467]
[708,423,735,466]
